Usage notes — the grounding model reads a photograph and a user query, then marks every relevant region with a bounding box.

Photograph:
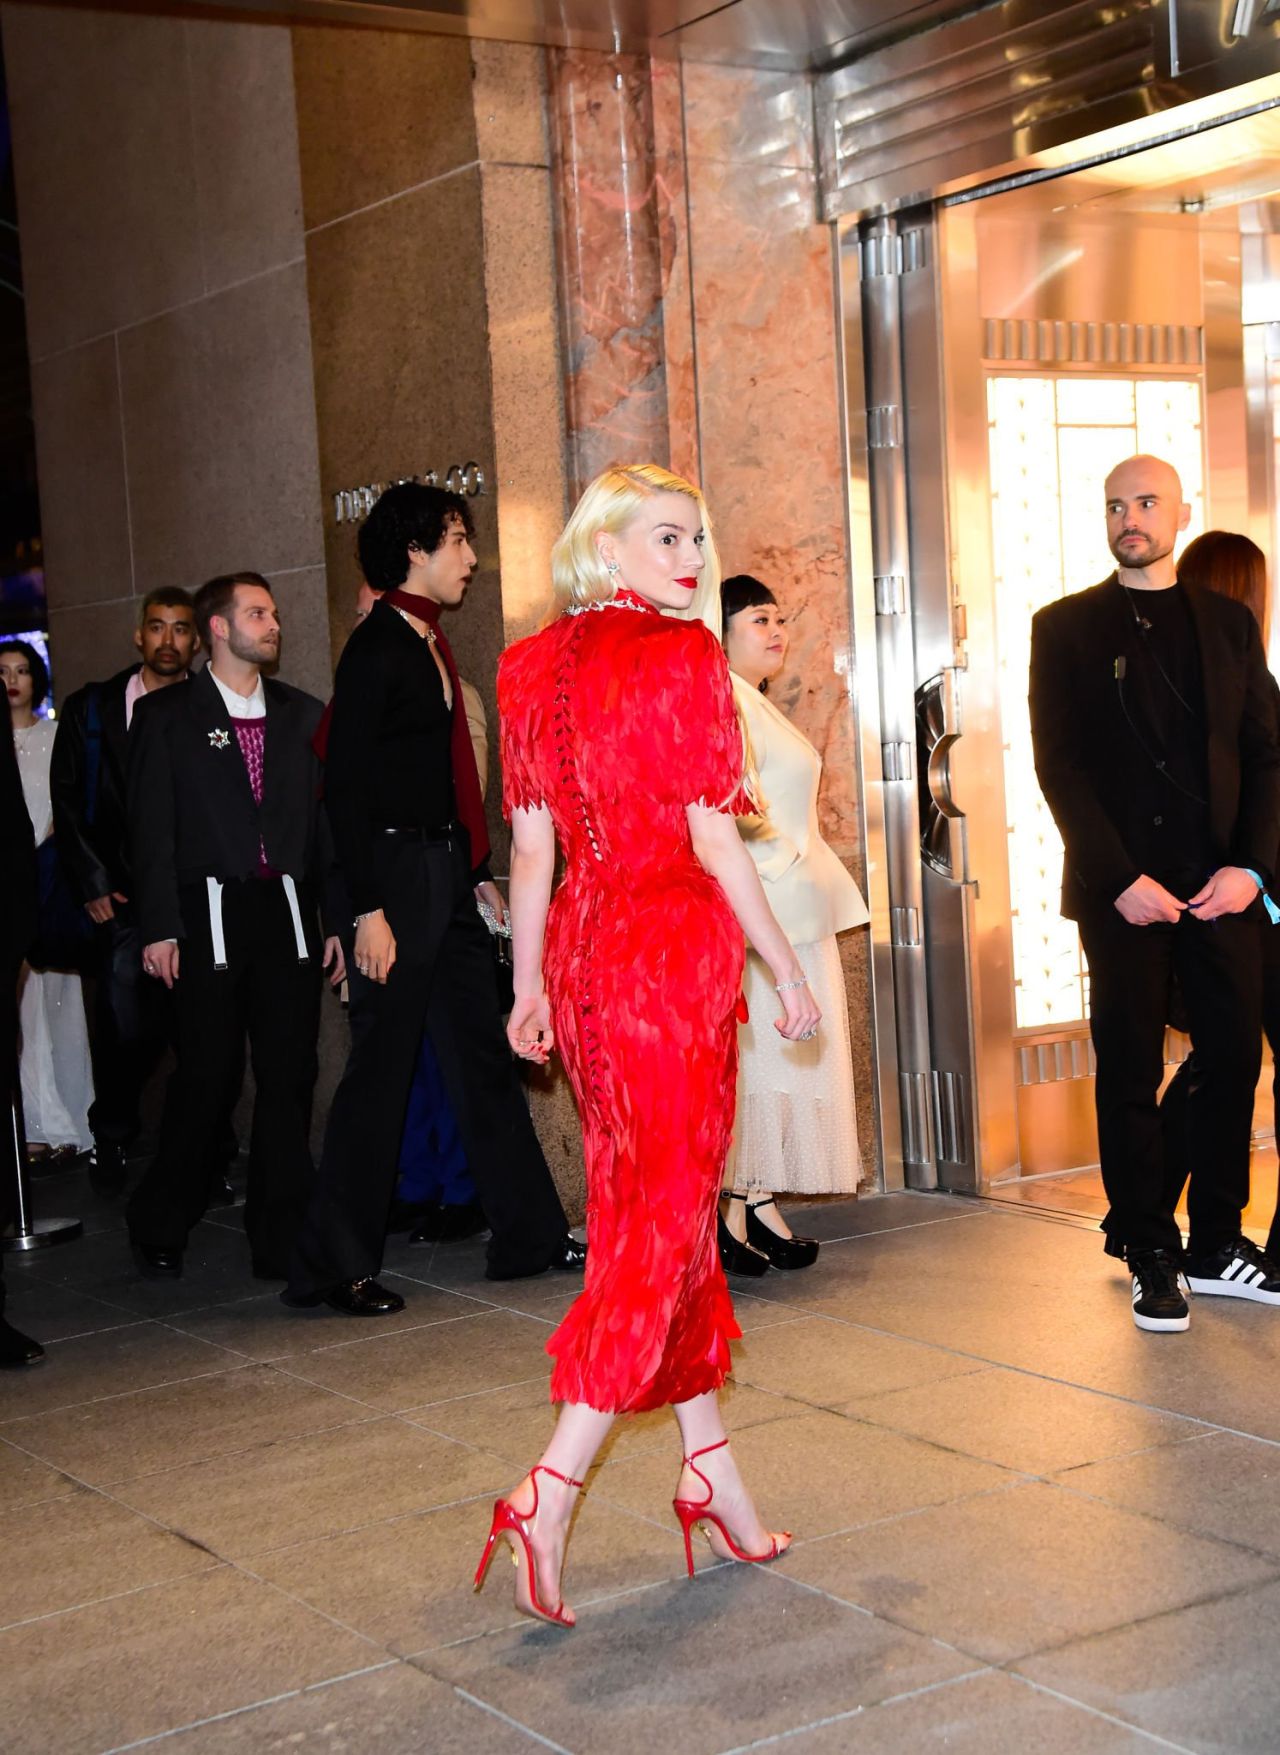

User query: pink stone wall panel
[549,50,672,491]
[682,67,860,867]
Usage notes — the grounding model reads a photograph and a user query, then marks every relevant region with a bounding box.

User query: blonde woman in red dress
[478,463,820,1628]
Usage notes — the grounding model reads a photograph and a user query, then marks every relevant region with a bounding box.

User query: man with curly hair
[284,484,583,1316]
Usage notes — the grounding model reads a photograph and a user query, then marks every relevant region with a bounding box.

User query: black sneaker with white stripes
[1185,1237,1280,1304]
[1128,1248,1190,1332]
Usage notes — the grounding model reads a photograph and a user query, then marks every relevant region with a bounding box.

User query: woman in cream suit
[716,576,868,1273]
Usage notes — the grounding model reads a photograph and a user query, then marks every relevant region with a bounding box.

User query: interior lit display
[986,375,1204,1029]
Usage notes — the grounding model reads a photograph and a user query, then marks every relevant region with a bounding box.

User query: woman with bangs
[476,464,819,1629]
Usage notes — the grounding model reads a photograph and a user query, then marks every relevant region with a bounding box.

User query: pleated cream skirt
[726,936,861,1195]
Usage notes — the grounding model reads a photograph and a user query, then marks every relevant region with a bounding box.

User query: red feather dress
[498,589,751,1413]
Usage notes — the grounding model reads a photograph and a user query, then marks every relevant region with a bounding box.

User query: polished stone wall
[1,5,330,700]
[548,49,876,1180]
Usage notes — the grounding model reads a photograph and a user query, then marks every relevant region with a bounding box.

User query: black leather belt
[377,823,458,844]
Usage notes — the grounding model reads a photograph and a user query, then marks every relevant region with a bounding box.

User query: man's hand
[1115,875,1186,926]
[353,910,396,984]
[475,879,507,929]
[322,935,346,989]
[85,891,128,925]
[1188,866,1260,922]
[143,941,180,987]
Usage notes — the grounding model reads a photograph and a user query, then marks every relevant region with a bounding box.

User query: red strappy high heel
[473,1464,584,1628]
[673,1438,790,1577]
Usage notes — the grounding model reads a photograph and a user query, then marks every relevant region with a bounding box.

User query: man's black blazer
[128,665,337,945]
[50,663,139,905]
[1029,573,1280,920]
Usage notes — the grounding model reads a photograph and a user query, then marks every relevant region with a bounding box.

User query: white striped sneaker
[1185,1237,1280,1304]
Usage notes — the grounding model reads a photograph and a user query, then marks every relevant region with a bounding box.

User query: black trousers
[1162,917,1280,1255]
[127,878,321,1272]
[286,835,567,1296]
[85,903,171,1146]
[1078,904,1261,1259]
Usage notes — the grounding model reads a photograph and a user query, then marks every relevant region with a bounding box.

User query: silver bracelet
[775,978,808,992]
[353,910,380,927]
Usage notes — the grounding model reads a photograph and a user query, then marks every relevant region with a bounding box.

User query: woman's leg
[502,1401,616,1624]
[672,1389,789,1559]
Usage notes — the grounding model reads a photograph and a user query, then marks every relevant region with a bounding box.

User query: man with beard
[284,483,582,1317]
[125,573,344,1281]
[1030,454,1280,1332]
[50,588,199,1193]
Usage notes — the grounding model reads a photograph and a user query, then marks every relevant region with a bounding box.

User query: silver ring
[799,1028,818,1040]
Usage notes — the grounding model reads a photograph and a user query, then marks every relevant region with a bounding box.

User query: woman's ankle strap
[682,1438,730,1466]
[532,1464,585,1491]
[721,1189,748,1201]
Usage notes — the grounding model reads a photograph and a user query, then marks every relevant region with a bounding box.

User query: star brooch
[209,727,231,750]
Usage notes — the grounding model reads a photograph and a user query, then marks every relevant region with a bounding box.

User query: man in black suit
[0,715,43,1365]
[284,483,583,1317]
[125,572,344,1281]
[50,588,199,1193]
[1030,454,1280,1332]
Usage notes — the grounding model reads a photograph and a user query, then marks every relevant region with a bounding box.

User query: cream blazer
[732,672,869,946]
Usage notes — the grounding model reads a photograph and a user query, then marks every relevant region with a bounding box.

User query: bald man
[1030,454,1280,1332]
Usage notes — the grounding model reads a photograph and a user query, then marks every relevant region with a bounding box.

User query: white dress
[728,676,868,1195]
[14,717,94,1151]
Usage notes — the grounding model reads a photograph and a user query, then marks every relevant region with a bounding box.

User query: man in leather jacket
[50,588,198,1191]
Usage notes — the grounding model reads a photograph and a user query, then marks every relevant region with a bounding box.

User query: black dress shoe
[744,1198,819,1270]
[389,1198,437,1235]
[0,1318,44,1367]
[131,1241,183,1279]
[550,1233,587,1270]
[281,1277,405,1317]
[716,1212,770,1277]
[88,1138,128,1197]
[411,1198,489,1244]
[206,1175,237,1208]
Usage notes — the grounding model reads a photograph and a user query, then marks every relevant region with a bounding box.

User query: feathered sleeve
[497,635,546,820]
[663,621,755,816]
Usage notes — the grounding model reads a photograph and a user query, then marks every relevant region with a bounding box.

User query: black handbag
[28,836,96,972]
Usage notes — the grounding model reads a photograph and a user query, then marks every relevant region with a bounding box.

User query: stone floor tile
[775,1670,1169,1752]
[0,1275,137,1342]
[1016,1574,1280,1751]
[1058,1429,1280,1558]
[112,1416,511,1559]
[256,1491,683,1655]
[0,1435,80,1511]
[421,1567,972,1755]
[406,1374,799,1473]
[725,1291,810,1333]
[21,1220,261,1318]
[0,1566,378,1755]
[786,1478,1280,1664]
[0,1320,242,1422]
[782,1210,1280,1443]
[149,1662,544,1752]
[732,1315,989,1407]
[842,1366,1208,1476]
[165,1282,490,1362]
[283,1310,559,1412]
[590,1407,1016,1545]
[0,1490,214,1627]
[1,1363,368,1485]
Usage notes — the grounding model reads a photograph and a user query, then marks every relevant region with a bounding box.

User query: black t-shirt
[1120,580,1211,892]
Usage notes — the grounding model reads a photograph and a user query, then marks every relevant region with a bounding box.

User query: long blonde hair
[551,462,722,627]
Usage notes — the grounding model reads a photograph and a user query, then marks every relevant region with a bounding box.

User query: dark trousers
[86,904,171,1146]
[1078,905,1261,1259]
[287,835,566,1296]
[1162,918,1280,1255]
[127,878,321,1272]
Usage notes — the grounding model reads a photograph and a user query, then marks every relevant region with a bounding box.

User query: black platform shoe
[131,1240,183,1279]
[410,1198,488,1244]
[88,1138,128,1197]
[743,1196,819,1270]
[716,1210,770,1277]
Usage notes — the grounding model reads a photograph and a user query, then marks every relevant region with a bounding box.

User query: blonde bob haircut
[551,462,723,630]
